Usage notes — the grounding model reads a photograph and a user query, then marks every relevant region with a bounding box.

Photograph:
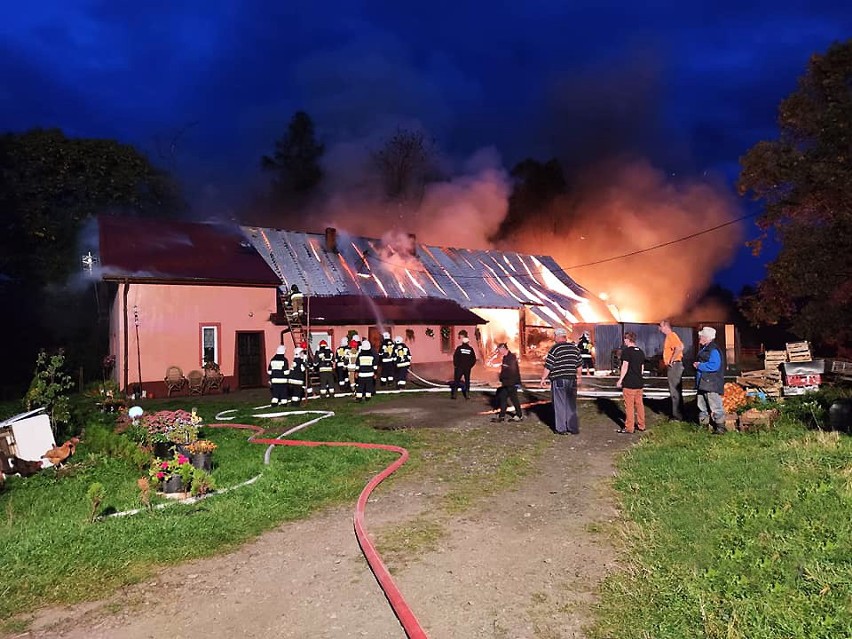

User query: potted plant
[149,453,195,494]
[186,439,217,471]
[166,408,202,453]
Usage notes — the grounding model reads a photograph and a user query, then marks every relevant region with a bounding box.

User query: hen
[42,437,80,467]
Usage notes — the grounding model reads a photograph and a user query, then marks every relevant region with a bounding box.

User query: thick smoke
[507,158,743,321]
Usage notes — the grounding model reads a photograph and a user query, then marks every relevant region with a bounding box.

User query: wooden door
[236,332,263,388]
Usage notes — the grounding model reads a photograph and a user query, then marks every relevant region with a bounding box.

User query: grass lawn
[591,418,852,639]
[0,393,412,625]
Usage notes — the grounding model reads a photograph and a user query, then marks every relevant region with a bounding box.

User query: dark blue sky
[2,1,850,291]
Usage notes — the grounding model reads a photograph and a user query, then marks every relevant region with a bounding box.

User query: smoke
[506,157,743,321]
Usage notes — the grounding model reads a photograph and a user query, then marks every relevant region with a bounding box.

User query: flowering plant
[141,409,201,445]
[186,439,217,455]
[149,453,194,487]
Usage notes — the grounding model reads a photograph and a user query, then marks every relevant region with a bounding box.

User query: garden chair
[164,366,188,397]
[203,363,224,393]
[187,369,205,396]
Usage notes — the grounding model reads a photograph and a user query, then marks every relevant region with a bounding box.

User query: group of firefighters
[267,332,412,406]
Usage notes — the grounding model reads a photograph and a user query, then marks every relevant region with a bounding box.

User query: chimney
[407,233,417,257]
[325,227,338,253]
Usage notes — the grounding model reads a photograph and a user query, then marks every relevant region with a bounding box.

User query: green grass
[591,418,852,639]
[0,394,412,625]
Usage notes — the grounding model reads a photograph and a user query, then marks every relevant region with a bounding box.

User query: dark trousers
[380,362,395,384]
[356,376,375,400]
[497,384,522,417]
[336,366,348,388]
[319,371,336,395]
[395,367,409,387]
[451,366,472,398]
[551,377,579,434]
[271,382,289,404]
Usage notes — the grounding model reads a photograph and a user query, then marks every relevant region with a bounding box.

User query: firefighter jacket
[335,346,348,370]
[381,339,395,364]
[357,349,379,378]
[288,357,306,387]
[394,343,412,369]
[268,354,289,384]
[453,343,477,371]
[315,346,335,373]
[579,335,593,357]
[346,347,359,371]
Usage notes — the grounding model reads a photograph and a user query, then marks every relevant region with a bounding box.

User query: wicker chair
[203,363,224,393]
[187,369,205,395]
[164,366,188,397]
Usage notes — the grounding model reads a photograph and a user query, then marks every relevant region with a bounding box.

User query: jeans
[667,361,684,419]
[451,366,472,398]
[697,391,725,429]
[497,384,522,417]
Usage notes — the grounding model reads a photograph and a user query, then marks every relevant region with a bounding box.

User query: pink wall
[109,283,282,392]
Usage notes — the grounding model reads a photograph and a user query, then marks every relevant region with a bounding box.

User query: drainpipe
[123,279,130,392]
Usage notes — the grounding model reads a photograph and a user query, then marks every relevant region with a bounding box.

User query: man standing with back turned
[659,320,684,420]
[539,327,582,435]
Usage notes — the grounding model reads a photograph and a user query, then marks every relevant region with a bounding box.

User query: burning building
[93,216,615,395]
[243,225,616,364]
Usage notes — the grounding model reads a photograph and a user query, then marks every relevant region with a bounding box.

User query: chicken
[41,437,80,467]
[0,451,45,477]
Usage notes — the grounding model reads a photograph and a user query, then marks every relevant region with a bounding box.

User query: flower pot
[191,453,212,472]
[153,441,173,459]
[175,444,193,458]
[160,475,185,494]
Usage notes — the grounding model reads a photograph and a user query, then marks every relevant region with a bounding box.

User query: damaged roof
[307,295,487,325]
[242,227,611,325]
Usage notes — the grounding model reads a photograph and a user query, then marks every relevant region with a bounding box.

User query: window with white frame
[201,325,219,367]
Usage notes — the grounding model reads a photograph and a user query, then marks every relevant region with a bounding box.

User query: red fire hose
[210,423,428,639]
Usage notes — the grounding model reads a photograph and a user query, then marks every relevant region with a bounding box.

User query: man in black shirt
[539,327,583,434]
[490,343,523,422]
[450,331,477,400]
[616,332,646,433]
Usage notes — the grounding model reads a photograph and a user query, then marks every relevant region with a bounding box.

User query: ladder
[281,299,320,392]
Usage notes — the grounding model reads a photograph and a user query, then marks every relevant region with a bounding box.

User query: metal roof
[242,227,614,326]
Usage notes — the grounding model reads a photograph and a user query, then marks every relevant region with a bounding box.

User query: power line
[562,211,759,270]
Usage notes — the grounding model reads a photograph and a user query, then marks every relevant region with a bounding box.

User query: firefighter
[335,337,349,391]
[393,336,412,389]
[346,338,360,391]
[355,340,379,401]
[315,339,336,397]
[267,345,289,405]
[288,284,305,316]
[379,331,396,387]
[300,341,313,396]
[287,347,307,406]
[578,330,595,374]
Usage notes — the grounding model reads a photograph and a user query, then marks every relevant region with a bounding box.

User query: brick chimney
[325,227,338,253]
[407,233,417,257]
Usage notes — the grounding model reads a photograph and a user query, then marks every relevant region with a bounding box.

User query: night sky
[2,1,850,292]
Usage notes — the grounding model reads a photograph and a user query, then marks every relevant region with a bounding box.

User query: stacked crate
[786,341,812,362]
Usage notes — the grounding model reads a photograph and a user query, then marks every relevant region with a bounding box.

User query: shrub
[23,349,75,435]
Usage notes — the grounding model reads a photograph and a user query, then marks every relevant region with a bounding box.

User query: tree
[494,158,567,239]
[0,128,184,284]
[261,111,324,206]
[737,40,852,349]
[371,128,434,204]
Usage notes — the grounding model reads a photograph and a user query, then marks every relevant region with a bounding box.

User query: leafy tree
[23,349,75,434]
[737,40,852,349]
[261,111,324,206]
[372,127,434,203]
[0,128,184,284]
[495,158,567,239]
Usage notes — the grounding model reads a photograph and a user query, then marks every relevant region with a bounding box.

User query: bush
[781,388,852,429]
[84,423,152,471]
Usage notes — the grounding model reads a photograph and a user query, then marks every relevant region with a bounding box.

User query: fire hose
[208,418,429,639]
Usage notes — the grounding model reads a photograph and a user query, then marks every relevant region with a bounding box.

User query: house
[97,216,283,396]
[95,217,615,394]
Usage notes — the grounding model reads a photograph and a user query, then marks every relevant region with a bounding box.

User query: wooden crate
[738,408,780,432]
[764,350,787,371]
[724,414,739,431]
[786,341,812,362]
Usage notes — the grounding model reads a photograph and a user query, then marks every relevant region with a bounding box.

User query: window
[440,325,452,353]
[201,325,220,367]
